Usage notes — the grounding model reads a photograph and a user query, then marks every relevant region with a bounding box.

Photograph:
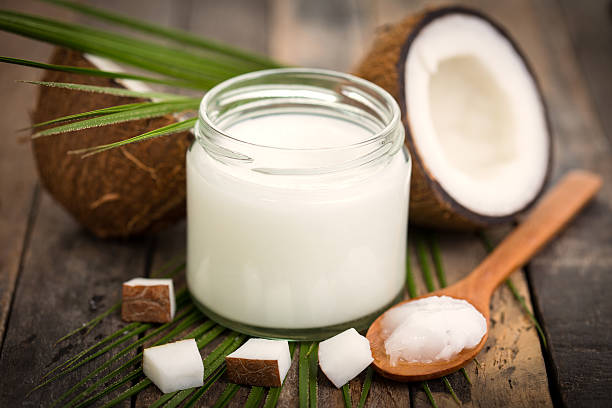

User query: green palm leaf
[70,117,197,157]
[299,342,311,408]
[342,383,352,408]
[0,56,203,89]
[357,367,373,408]
[244,387,266,408]
[43,0,281,69]
[308,342,319,408]
[53,308,201,407]
[212,383,241,408]
[30,102,155,129]
[0,11,255,86]
[21,80,187,101]
[33,99,198,138]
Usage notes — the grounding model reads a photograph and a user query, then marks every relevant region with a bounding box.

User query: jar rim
[195,68,405,176]
[198,68,401,152]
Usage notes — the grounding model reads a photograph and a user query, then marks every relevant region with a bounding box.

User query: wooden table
[1,0,611,406]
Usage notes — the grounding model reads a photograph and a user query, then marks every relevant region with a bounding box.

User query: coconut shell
[354,6,551,229]
[32,48,193,238]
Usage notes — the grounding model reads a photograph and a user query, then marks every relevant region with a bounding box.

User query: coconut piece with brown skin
[354,6,552,229]
[31,47,192,238]
[121,278,175,323]
[225,339,291,387]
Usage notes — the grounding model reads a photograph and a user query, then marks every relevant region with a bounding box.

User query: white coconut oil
[382,296,487,364]
[186,69,411,338]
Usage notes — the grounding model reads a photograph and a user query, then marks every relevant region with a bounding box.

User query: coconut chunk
[318,328,373,388]
[143,339,203,393]
[225,339,291,387]
[122,278,175,323]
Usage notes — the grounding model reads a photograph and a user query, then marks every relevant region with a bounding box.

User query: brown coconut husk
[32,48,193,238]
[354,6,552,229]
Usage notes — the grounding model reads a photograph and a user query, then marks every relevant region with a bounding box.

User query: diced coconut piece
[318,328,373,388]
[225,339,291,387]
[122,278,175,323]
[143,339,203,393]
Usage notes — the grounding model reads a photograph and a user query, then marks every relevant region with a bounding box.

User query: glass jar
[187,68,411,340]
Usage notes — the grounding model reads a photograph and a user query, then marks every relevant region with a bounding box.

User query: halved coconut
[355,6,551,228]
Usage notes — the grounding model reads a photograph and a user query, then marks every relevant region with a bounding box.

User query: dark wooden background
[1,0,611,407]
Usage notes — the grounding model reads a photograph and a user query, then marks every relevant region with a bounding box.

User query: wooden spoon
[367,170,602,382]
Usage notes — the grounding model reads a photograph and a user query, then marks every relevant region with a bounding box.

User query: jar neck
[195,68,405,178]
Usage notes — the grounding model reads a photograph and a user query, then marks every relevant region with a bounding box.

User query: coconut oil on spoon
[367,170,602,381]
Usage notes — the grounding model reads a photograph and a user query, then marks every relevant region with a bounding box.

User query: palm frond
[0,56,203,89]
[42,0,281,69]
[415,232,436,292]
[299,342,310,408]
[31,102,155,130]
[442,377,461,406]
[53,308,201,407]
[21,80,187,101]
[422,382,439,408]
[71,322,226,408]
[70,117,197,157]
[244,387,266,408]
[33,99,198,138]
[0,11,255,86]
[212,383,241,408]
[357,367,373,408]
[308,342,319,408]
[342,383,352,408]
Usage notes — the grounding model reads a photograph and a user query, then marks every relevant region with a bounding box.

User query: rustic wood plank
[3,1,608,407]
[0,0,74,351]
[558,0,612,142]
[0,193,150,406]
[520,1,612,406]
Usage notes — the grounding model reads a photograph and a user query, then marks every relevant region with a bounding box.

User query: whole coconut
[32,48,193,238]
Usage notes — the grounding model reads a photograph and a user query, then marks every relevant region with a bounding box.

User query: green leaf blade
[298,342,310,408]
[71,117,197,157]
[342,383,352,408]
[0,56,204,89]
[33,99,198,138]
[43,0,281,69]
[357,367,373,408]
[21,80,188,101]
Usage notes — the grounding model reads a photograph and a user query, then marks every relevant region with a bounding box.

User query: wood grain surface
[0,0,610,407]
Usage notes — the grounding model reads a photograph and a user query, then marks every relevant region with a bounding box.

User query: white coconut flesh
[405,13,549,217]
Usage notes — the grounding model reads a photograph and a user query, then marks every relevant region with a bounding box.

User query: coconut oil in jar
[187,69,411,340]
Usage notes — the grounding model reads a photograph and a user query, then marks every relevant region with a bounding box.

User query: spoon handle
[469,170,602,299]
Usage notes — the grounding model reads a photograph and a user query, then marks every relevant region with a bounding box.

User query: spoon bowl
[367,170,602,381]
